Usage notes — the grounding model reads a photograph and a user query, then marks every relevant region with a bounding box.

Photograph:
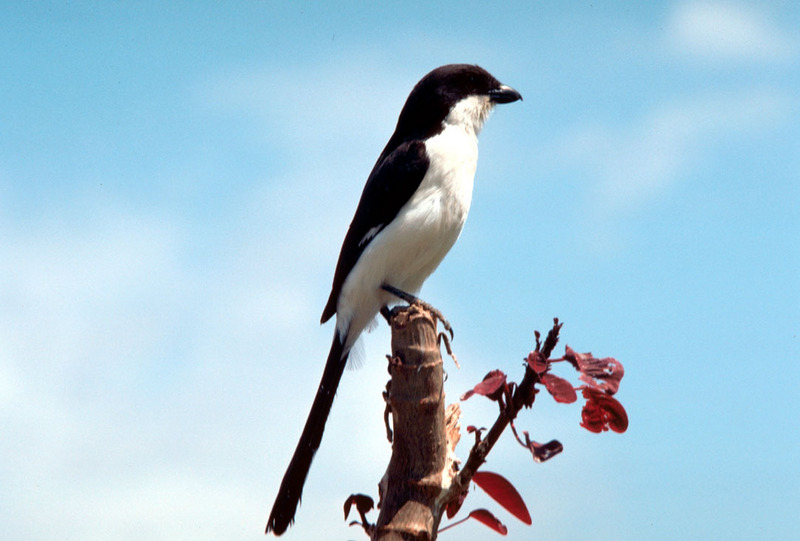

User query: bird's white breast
[336,96,493,348]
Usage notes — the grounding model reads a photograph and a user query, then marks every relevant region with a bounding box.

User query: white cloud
[551,86,795,251]
[668,2,799,63]
[0,204,269,539]
[0,162,390,540]
[0,208,188,377]
[0,56,447,539]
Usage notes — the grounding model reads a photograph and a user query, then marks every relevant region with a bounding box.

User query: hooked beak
[488,84,522,104]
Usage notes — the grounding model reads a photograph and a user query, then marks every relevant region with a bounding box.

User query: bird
[266,64,521,535]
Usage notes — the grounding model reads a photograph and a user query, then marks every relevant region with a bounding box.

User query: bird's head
[395,64,522,140]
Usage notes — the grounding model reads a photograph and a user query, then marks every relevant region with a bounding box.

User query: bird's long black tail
[266,332,348,535]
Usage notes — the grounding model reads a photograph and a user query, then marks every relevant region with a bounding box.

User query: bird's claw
[438,331,460,369]
[381,284,454,338]
[380,283,458,366]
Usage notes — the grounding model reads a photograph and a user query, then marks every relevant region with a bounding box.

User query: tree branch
[374,304,452,540]
[447,319,562,503]
[365,313,624,538]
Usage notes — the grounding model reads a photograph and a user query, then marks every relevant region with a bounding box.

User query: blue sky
[1,1,798,540]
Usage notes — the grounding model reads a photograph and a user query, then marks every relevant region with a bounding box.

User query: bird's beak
[488,84,522,104]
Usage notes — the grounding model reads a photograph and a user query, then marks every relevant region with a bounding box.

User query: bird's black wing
[320,139,429,323]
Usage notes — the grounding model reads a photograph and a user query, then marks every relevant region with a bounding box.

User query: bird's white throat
[444,95,494,137]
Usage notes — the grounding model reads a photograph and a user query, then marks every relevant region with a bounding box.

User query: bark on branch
[371,312,563,540]
[374,304,458,540]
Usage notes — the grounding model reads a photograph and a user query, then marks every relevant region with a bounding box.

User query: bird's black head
[391,64,522,143]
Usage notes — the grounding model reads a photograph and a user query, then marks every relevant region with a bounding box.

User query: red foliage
[564,346,624,395]
[472,471,532,525]
[521,432,564,463]
[580,387,629,433]
[462,341,628,438]
[461,370,508,401]
[467,509,508,535]
[540,373,577,403]
[445,486,468,519]
[447,325,627,536]
[526,350,548,374]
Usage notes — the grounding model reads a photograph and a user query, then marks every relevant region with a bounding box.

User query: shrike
[266,64,521,535]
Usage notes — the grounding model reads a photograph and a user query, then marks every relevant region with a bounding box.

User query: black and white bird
[266,64,521,535]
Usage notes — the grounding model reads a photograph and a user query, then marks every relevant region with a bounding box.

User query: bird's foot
[380,284,454,341]
[438,330,460,369]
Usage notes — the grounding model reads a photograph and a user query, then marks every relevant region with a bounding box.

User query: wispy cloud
[0,131,384,539]
[667,2,799,63]
[0,192,337,539]
[553,86,795,250]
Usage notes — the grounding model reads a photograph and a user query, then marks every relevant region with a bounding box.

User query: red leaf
[446,487,469,519]
[580,387,629,433]
[565,346,624,395]
[468,509,508,535]
[562,345,584,367]
[472,471,532,525]
[541,373,577,403]
[461,370,507,401]
[343,494,374,520]
[522,432,564,463]
[526,350,548,374]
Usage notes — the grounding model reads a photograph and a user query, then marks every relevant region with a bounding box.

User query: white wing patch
[359,224,384,247]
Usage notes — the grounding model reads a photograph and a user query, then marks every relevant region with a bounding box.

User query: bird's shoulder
[366,139,429,194]
[320,138,430,324]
